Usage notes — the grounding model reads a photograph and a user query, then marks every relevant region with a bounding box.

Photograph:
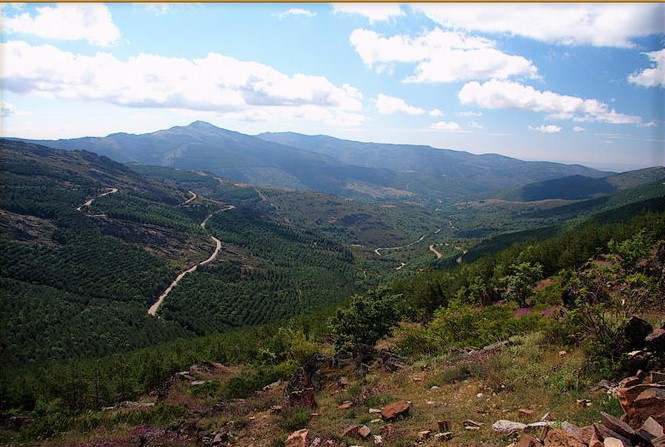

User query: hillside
[2,202,663,447]
[18,121,609,204]
[0,140,361,368]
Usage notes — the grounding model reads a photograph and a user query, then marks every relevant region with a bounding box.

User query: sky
[1,3,664,171]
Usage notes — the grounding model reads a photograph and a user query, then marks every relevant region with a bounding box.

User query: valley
[1,128,664,447]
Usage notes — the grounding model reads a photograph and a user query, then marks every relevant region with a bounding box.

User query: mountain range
[21,121,608,204]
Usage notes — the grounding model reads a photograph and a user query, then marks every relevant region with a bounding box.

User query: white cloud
[628,49,665,88]
[275,8,317,19]
[459,79,643,125]
[2,4,120,46]
[573,126,585,132]
[1,101,16,117]
[375,94,425,115]
[468,121,483,129]
[143,4,172,15]
[349,28,538,83]
[412,3,665,48]
[1,41,365,127]
[332,3,404,23]
[429,108,443,117]
[431,120,461,131]
[529,124,562,133]
[458,111,482,117]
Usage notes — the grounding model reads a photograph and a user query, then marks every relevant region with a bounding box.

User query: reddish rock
[358,426,371,439]
[603,438,624,447]
[462,419,483,427]
[285,429,308,447]
[380,401,411,420]
[341,425,359,439]
[601,411,636,438]
[593,423,632,447]
[514,434,544,447]
[544,429,586,447]
[641,416,665,438]
[338,401,354,410]
[380,424,395,439]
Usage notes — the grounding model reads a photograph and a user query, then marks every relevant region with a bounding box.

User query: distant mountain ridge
[20,121,610,203]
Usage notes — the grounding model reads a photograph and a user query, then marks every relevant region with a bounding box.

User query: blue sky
[1,3,664,170]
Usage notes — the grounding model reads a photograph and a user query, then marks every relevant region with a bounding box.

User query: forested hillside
[0,140,361,370]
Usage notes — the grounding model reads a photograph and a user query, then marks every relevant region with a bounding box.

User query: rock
[270,405,284,414]
[576,399,592,407]
[309,413,319,419]
[212,432,229,445]
[514,434,544,447]
[437,420,450,432]
[646,329,665,352]
[191,380,206,386]
[371,419,382,423]
[380,424,395,438]
[463,419,484,427]
[285,429,309,447]
[603,438,624,447]
[519,409,534,419]
[601,412,636,439]
[625,387,665,427]
[380,401,411,420]
[588,435,604,447]
[418,430,432,441]
[593,423,632,447]
[641,416,665,438]
[544,429,587,447]
[341,426,359,439]
[561,422,592,444]
[263,380,282,391]
[339,377,349,386]
[372,435,383,446]
[338,401,354,410]
[433,432,454,441]
[624,316,653,349]
[358,426,371,439]
[650,372,665,384]
[310,438,322,447]
[431,385,441,390]
[492,420,527,434]
[369,408,382,414]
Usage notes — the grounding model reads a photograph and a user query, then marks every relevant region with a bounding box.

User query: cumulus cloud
[529,124,562,133]
[375,94,425,115]
[332,3,404,23]
[573,126,585,132]
[459,79,643,125]
[431,120,461,131]
[628,49,665,87]
[468,121,483,129]
[275,8,317,19]
[349,28,538,83]
[429,108,443,117]
[412,3,665,48]
[1,101,16,117]
[2,4,120,46]
[1,41,365,126]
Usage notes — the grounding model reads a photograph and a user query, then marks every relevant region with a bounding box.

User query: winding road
[76,188,118,212]
[148,204,235,316]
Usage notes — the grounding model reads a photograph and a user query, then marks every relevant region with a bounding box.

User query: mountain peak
[188,120,219,130]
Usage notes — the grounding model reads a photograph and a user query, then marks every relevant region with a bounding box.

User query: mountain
[20,121,608,204]
[501,167,665,201]
[257,131,607,185]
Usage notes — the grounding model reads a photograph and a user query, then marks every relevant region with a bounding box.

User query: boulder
[492,420,527,434]
[603,438,624,447]
[380,401,411,421]
[646,329,665,353]
[624,316,653,350]
[544,429,587,447]
[641,416,665,438]
[285,429,308,447]
[593,424,632,447]
[514,434,544,447]
[600,412,636,439]
[624,387,665,427]
[358,426,371,439]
